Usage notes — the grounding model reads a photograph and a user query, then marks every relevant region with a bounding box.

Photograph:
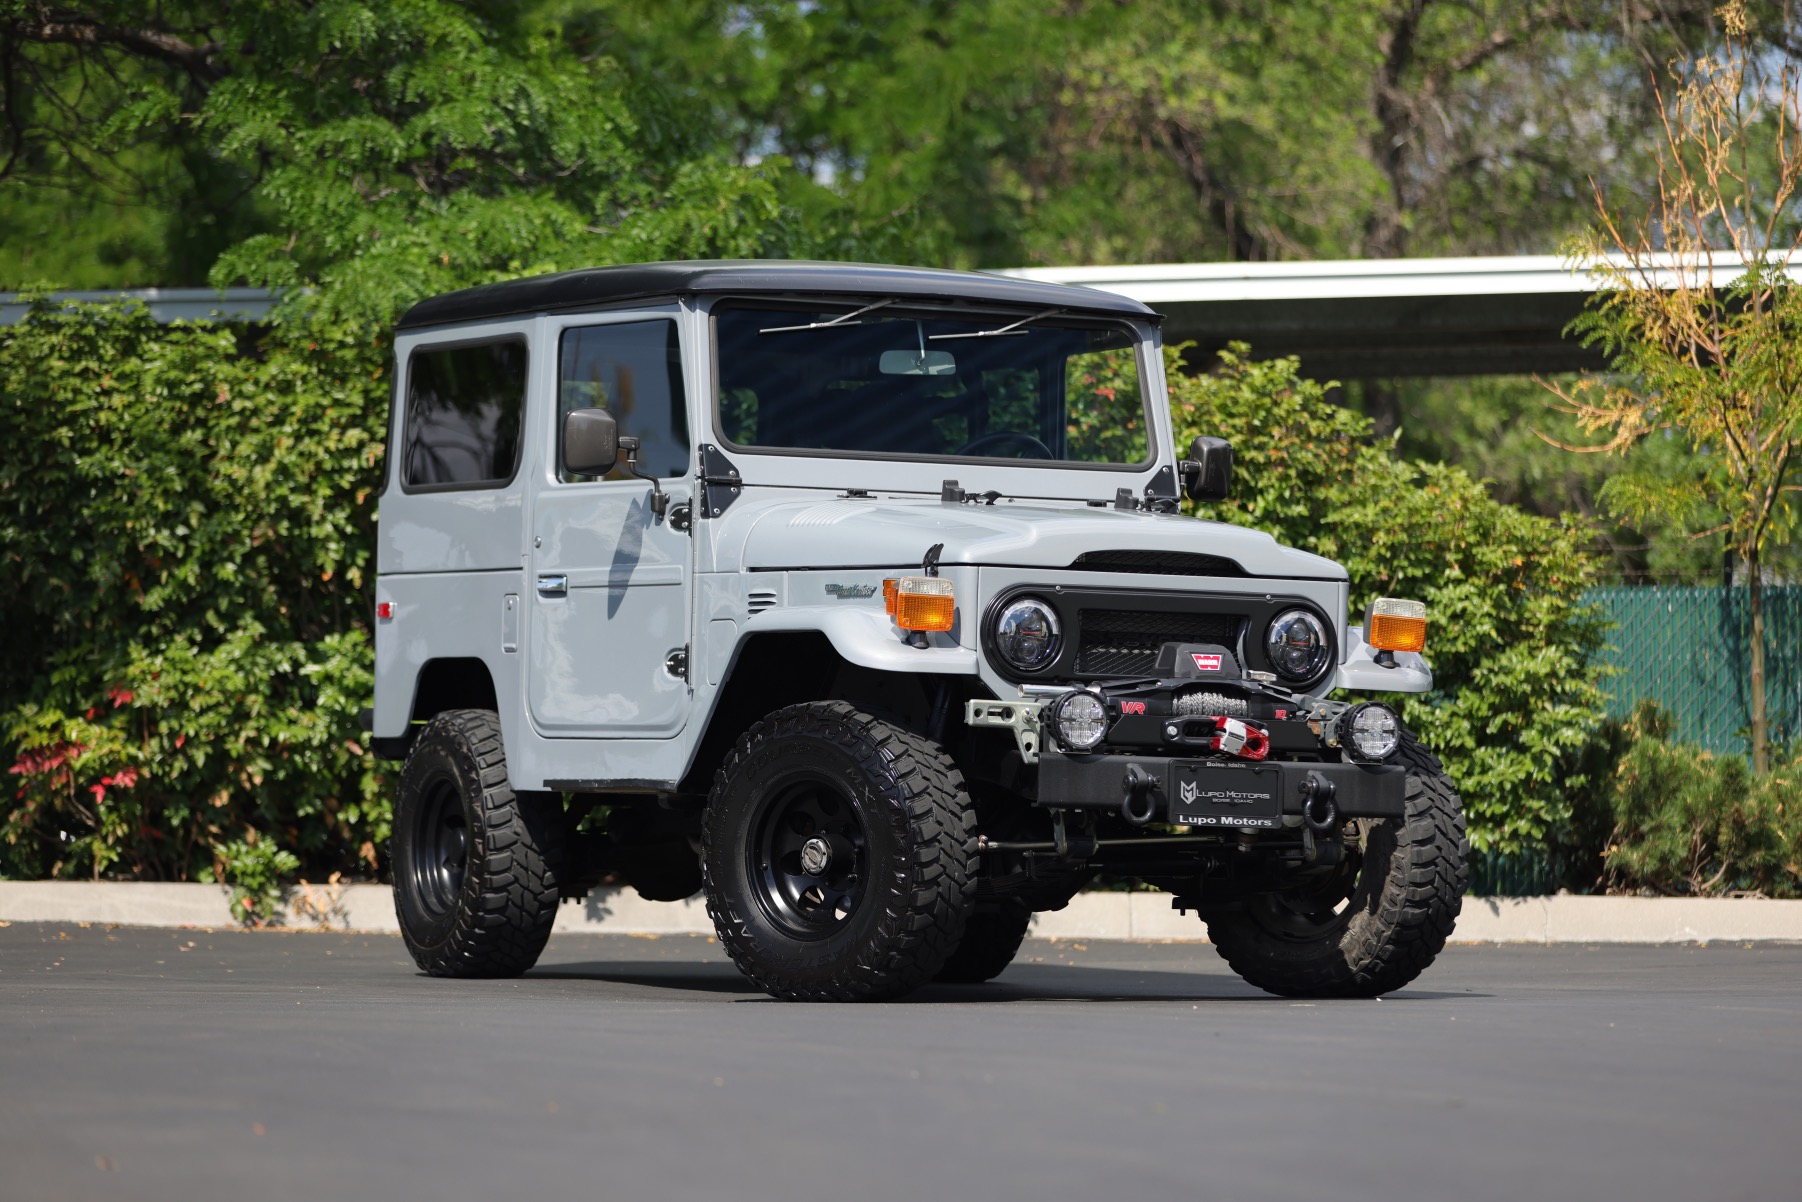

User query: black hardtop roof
[395,259,1158,331]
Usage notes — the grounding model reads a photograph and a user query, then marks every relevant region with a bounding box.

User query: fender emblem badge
[825,583,878,598]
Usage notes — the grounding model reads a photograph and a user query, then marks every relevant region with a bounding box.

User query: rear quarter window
[403,339,528,489]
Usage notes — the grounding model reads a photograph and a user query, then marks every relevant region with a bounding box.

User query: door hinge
[664,646,690,680]
[697,444,741,518]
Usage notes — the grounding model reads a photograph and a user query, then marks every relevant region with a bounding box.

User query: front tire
[392,709,564,978]
[702,702,978,1002]
[1206,732,1467,997]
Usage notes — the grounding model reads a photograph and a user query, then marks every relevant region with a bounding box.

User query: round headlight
[1265,609,1330,683]
[1053,691,1108,752]
[994,597,1062,673]
[1338,702,1401,761]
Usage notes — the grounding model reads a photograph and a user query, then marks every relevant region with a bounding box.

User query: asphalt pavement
[2,920,1796,1202]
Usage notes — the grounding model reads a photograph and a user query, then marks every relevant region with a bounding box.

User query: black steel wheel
[404,777,469,920]
[703,702,978,1002]
[392,709,565,978]
[1205,730,1467,997]
[749,773,870,939]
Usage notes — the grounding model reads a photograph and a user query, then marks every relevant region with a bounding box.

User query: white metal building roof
[1001,255,1603,303]
[1000,251,1753,301]
[1000,254,1758,378]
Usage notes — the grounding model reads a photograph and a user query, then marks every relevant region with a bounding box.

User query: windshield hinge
[697,444,742,518]
[1144,465,1181,513]
[942,479,1001,506]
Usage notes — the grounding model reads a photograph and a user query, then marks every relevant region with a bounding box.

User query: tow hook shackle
[1120,763,1160,826]
[1300,770,1339,832]
[1161,715,1270,761]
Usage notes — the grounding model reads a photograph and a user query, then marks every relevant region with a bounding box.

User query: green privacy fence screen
[1588,585,1802,757]
[1467,585,1802,895]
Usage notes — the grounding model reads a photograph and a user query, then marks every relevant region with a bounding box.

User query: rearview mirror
[1182,435,1233,503]
[879,348,957,376]
[563,407,619,477]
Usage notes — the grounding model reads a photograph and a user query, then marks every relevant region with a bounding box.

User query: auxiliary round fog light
[1054,691,1108,752]
[1338,701,1401,762]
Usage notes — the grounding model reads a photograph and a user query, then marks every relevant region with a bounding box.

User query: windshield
[713,301,1151,466]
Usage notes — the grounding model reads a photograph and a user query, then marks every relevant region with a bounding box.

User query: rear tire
[702,702,978,1002]
[934,902,1032,983]
[392,709,564,978]
[1205,732,1466,997]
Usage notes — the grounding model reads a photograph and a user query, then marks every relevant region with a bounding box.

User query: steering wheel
[955,430,1056,459]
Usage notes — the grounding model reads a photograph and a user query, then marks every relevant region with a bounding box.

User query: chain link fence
[1467,585,1800,896]
[1589,585,1802,756]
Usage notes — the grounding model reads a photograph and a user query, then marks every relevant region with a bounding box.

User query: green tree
[580,0,1735,267]
[1547,1,1802,773]
[0,2,862,311]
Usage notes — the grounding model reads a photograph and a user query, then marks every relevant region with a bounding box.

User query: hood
[729,496,1345,580]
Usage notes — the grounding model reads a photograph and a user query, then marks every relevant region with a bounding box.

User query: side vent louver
[747,589,780,614]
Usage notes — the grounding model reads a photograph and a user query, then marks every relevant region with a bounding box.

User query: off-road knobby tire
[702,702,978,1002]
[393,709,564,978]
[933,901,1032,984]
[1205,731,1467,997]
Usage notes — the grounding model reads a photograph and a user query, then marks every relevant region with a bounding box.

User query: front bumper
[1038,751,1406,826]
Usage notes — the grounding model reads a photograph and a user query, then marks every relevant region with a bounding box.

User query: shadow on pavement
[527,959,1480,1003]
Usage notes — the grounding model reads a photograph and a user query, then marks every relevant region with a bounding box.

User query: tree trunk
[1748,545,1768,775]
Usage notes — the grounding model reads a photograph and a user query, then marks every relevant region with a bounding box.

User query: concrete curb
[4,881,1801,943]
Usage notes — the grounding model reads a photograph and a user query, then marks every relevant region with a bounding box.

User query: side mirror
[1181,435,1233,502]
[563,407,619,477]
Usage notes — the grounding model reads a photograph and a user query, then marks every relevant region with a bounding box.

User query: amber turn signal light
[888,576,955,632]
[1365,597,1427,653]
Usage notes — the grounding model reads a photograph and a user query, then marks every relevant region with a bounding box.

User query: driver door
[525,311,693,739]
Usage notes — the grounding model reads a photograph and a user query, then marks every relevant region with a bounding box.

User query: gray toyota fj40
[372,260,1467,1001]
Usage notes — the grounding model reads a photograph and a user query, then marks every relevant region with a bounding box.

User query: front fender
[1332,625,1433,693]
[742,605,979,675]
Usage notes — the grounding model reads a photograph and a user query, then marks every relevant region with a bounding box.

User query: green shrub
[213,837,302,926]
[0,318,1611,876]
[1598,703,1802,897]
[0,299,387,881]
[1170,345,1608,853]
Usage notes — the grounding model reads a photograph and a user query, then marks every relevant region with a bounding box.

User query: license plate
[1168,762,1281,830]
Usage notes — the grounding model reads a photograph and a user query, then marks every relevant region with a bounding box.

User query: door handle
[536,574,568,597]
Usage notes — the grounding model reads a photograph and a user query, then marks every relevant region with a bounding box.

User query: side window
[558,319,690,482]
[403,340,528,489]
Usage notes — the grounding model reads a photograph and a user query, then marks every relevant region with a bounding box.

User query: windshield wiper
[759,298,898,335]
[929,307,1063,341]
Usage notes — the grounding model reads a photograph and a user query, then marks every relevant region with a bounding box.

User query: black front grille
[1075,608,1242,677]
[1069,550,1247,578]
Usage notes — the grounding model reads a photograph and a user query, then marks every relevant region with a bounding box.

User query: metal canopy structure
[1002,256,1614,379]
[5,255,1708,380]
[0,286,277,326]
